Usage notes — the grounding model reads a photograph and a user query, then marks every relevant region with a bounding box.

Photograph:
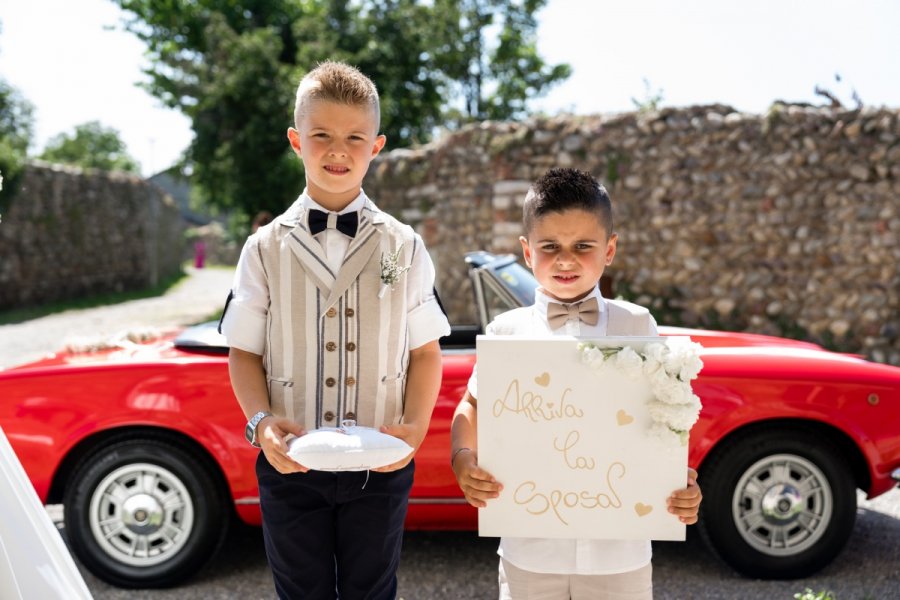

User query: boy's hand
[668,467,702,524]
[452,450,502,508]
[373,422,426,472]
[259,416,308,474]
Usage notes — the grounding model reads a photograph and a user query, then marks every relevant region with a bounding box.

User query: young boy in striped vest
[221,61,450,599]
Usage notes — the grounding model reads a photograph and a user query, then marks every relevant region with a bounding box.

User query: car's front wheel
[698,427,856,579]
[63,437,228,588]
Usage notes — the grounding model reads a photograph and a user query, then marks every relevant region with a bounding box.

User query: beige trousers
[498,558,653,600]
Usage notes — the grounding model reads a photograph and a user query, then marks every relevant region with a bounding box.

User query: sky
[1,0,898,177]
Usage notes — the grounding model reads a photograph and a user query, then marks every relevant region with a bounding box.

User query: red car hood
[658,326,826,350]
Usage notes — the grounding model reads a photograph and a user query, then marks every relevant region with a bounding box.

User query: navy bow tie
[307,209,359,238]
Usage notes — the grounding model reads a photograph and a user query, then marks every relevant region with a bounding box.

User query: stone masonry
[0,162,185,309]
[365,104,899,365]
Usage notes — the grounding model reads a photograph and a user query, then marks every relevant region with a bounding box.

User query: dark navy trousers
[256,453,414,600]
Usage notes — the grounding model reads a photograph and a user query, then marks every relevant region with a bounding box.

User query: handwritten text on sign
[477,336,687,541]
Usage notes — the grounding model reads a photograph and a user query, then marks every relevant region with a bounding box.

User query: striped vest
[256,200,419,430]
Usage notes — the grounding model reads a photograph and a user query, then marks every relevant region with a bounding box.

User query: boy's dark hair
[522,167,614,236]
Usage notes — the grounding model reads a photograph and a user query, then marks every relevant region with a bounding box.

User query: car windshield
[488,258,536,307]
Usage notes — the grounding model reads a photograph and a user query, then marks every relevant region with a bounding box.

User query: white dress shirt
[221,189,449,354]
[468,285,654,575]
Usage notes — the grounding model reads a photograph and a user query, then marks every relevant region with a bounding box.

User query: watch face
[245,421,255,443]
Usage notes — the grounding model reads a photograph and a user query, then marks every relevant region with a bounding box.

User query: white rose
[643,342,668,364]
[653,377,693,405]
[648,400,701,431]
[614,346,644,378]
[679,354,704,381]
[648,422,683,447]
[581,346,602,367]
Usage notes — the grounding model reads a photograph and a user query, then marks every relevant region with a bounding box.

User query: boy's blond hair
[294,61,381,131]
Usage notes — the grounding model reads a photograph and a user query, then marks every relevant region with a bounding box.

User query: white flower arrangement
[378,244,411,298]
[578,340,704,447]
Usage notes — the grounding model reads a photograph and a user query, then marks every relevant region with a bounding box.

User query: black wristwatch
[245,411,273,447]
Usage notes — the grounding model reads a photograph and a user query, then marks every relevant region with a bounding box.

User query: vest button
[326,307,337,318]
[325,377,336,387]
[346,342,357,352]
[323,411,335,422]
[345,377,356,387]
[345,308,355,317]
[325,342,336,352]
[344,411,356,420]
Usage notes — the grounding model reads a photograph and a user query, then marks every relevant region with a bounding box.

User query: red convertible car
[1,252,898,588]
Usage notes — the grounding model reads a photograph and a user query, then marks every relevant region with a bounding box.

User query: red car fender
[689,373,897,497]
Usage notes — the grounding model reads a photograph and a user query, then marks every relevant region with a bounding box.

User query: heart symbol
[634,503,653,517]
[546,402,555,410]
[616,409,634,426]
[534,372,550,387]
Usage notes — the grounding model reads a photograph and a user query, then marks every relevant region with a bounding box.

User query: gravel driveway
[0,266,235,370]
[73,488,900,599]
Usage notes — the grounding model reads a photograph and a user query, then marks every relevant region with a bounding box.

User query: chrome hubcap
[89,463,194,567]
[732,453,832,557]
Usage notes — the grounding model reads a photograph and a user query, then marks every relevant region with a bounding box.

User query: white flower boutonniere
[378,244,411,298]
[577,339,704,447]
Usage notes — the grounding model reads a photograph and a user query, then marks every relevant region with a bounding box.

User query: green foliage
[631,78,664,113]
[39,121,140,173]
[110,0,570,219]
[0,78,34,200]
[432,0,570,125]
[188,16,303,215]
[604,150,627,186]
[793,589,836,600]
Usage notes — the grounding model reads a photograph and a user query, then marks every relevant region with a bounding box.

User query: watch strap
[246,411,273,447]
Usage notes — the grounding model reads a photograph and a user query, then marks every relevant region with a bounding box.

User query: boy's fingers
[466,465,498,483]
[373,457,412,473]
[282,422,305,437]
[668,498,700,509]
[380,424,412,440]
[465,471,502,490]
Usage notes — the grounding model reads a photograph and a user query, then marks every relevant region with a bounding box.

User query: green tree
[0,78,34,194]
[433,0,571,124]
[112,0,569,219]
[188,15,302,216]
[39,121,140,173]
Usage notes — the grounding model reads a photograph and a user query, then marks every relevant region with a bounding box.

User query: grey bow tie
[547,297,600,329]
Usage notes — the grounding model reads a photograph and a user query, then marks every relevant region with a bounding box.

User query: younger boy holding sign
[451,167,702,599]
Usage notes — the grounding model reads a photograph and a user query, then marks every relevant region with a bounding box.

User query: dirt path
[0,266,235,370]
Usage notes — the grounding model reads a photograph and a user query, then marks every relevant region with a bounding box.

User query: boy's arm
[376,339,443,472]
[228,348,305,474]
[450,391,502,507]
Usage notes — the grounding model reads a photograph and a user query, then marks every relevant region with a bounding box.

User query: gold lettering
[605,461,625,508]
[510,462,627,526]
[553,430,596,470]
[492,380,584,422]
[513,481,549,515]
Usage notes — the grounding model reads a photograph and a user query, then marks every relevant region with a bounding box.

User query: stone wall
[0,162,185,310]
[365,104,899,365]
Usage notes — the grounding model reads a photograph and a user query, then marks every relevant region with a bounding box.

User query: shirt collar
[300,189,367,215]
[534,285,605,318]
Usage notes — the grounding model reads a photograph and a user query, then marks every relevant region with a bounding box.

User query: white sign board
[477,336,691,541]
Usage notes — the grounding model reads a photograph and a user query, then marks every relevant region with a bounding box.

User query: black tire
[63,437,228,588]
[697,427,856,579]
